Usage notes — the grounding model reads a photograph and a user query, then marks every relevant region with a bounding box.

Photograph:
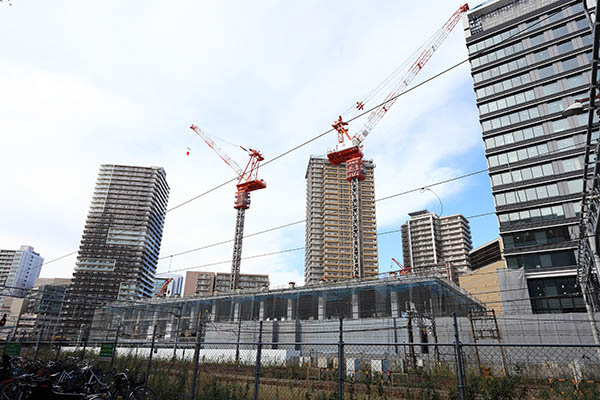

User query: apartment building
[304,156,378,285]
[401,210,472,274]
[0,245,43,301]
[62,164,169,333]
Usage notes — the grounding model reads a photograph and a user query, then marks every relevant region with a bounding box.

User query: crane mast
[190,125,266,290]
[327,4,468,279]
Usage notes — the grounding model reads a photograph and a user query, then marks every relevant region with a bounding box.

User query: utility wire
[32,3,582,273]
[166,0,571,214]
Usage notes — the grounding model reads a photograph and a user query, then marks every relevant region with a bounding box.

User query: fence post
[55,330,62,362]
[173,303,182,359]
[407,311,416,368]
[253,321,263,400]
[110,325,120,371]
[452,313,466,400]
[235,317,242,367]
[34,325,43,360]
[338,318,344,400]
[81,331,88,361]
[145,324,157,385]
[393,317,399,354]
[191,322,203,400]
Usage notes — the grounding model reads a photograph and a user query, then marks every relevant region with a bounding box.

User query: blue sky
[0,0,498,287]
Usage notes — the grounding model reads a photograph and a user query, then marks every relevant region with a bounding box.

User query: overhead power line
[158,210,496,274]
[33,4,573,273]
[166,0,568,214]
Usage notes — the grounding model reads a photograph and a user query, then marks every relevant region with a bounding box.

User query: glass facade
[527,276,586,313]
[89,278,484,341]
[466,0,595,313]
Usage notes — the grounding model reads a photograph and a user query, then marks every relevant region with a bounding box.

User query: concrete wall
[198,313,600,347]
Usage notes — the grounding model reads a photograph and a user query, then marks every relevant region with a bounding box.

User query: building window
[506,249,576,270]
[530,33,545,46]
[527,277,585,314]
[498,204,566,227]
[538,64,555,79]
[581,34,593,47]
[482,106,540,132]
[552,118,570,132]
[547,99,565,114]
[561,57,579,72]
[566,179,583,194]
[557,40,574,54]
[491,161,555,186]
[546,10,564,25]
[488,142,548,167]
[503,226,572,249]
[552,25,569,39]
[494,182,559,205]
[542,81,560,96]
[566,74,586,89]
[576,18,590,32]
[535,48,550,62]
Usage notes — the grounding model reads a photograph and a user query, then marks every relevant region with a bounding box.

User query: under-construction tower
[326,3,469,278]
[190,125,266,290]
[305,156,378,285]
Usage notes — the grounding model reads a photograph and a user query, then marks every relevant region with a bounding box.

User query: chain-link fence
[3,315,600,399]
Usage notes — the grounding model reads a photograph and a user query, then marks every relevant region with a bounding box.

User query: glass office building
[464,0,596,313]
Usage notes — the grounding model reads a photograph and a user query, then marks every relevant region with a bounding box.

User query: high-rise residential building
[401,210,472,274]
[183,271,269,296]
[304,156,378,285]
[464,0,593,313]
[0,245,43,300]
[62,164,169,333]
[153,273,183,297]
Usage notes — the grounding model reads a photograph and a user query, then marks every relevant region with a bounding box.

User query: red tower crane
[155,277,173,297]
[189,124,267,290]
[327,4,469,279]
[391,257,411,276]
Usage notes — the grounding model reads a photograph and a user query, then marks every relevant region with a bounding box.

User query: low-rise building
[184,271,269,296]
[460,239,506,314]
[8,278,71,341]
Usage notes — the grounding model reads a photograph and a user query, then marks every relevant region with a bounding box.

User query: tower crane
[327,4,469,279]
[155,277,173,297]
[189,124,267,290]
[391,257,411,276]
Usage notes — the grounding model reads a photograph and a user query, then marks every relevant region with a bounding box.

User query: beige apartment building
[304,156,378,285]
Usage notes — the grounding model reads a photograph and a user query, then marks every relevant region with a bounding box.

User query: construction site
[3,0,600,398]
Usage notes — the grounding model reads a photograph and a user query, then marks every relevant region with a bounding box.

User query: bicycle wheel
[110,387,129,400]
[0,382,23,400]
[128,386,155,400]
